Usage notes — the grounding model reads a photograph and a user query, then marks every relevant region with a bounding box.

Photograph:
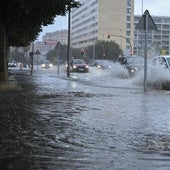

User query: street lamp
[92,18,96,61]
[30,42,34,75]
[35,49,40,70]
[120,29,122,49]
[67,5,71,77]
[98,42,106,58]
[142,0,144,14]
[66,1,80,77]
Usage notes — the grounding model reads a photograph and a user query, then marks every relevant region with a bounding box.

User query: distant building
[134,15,170,56]
[34,41,54,56]
[34,29,68,55]
[71,0,134,55]
[42,29,68,45]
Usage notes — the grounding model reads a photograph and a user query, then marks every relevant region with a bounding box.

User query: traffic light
[81,49,85,56]
[108,35,110,39]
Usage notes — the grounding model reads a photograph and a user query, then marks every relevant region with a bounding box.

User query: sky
[37,0,170,41]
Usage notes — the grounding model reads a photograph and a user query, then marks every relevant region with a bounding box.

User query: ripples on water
[1,67,170,169]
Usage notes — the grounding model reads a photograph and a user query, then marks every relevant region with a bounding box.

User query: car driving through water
[69,59,89,73]
[90,59,112,69]
[150,55,170,69]
[41,60,53,68]
[118,55,144,77]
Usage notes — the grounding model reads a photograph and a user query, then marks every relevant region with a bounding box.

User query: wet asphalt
[1,67,170,170]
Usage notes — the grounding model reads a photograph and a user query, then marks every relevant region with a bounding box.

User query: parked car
[90,59,112,69]
[150,55,170,69]
[70,59,89,72]
[118,55,144,76]
[41,60,53,68]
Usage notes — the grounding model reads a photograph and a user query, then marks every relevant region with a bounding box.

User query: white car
[41,60,53,68]
[149,55,170,90]
[8,61,17,67]
[150,55,170,69]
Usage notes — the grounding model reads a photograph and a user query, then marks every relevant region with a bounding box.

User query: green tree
[0,0,80,81]
[46,45,82,64]
[86,40,122,61]
[46,40,122,64]
[46,44,68,63]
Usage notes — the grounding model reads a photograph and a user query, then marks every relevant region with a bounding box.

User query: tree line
[46,40,122,64]
[0,0,80,81]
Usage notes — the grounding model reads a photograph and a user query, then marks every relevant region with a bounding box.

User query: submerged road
[1,66,170,170]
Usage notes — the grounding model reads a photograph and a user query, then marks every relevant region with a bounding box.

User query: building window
[126,23,131,29]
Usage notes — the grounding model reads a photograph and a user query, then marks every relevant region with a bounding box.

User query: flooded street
[1,66,170,170]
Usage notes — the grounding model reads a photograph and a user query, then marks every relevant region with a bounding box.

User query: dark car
[90,59,112,69]
[118,55,144,76]
[70,59,89,72]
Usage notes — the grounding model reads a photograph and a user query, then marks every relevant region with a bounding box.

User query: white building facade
[71,0,134,54]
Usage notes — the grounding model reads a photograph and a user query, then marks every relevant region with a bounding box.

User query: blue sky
[37,0,170,41]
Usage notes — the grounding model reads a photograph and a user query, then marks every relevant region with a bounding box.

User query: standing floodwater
[1,66,170,170]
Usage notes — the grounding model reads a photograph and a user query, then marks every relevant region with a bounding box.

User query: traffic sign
[135,10,157,91]
[135,10,157,31]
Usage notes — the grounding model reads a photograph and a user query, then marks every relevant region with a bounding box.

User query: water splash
[110,63,129,79]
[132,66,170,90]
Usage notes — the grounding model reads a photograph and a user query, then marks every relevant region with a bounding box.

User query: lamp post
[92,16,97,61]
[67,5,71,77]
[142,0,143,14]
[66,1,80,77]
[93,42,95,61]
[120,29,122,49]
[55,41,61,75]
[98,42,106,58]
[35,49,40,70]
[30,42,34,75]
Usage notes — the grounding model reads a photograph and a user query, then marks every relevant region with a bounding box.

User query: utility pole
[67,5,71,77]
[136,10,157,91]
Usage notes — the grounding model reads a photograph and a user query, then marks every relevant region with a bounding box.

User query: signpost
[35,49,40,70]
[55,41,61,75]
[135,10,157,91]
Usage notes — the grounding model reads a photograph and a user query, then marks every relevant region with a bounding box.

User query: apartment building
[134,15,170,56]
[42,29,68,45]
[71,0,134,54]
[34,29,68,56]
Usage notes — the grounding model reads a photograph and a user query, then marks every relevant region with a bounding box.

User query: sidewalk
[0,68,31,91]
[0,75,19,91]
